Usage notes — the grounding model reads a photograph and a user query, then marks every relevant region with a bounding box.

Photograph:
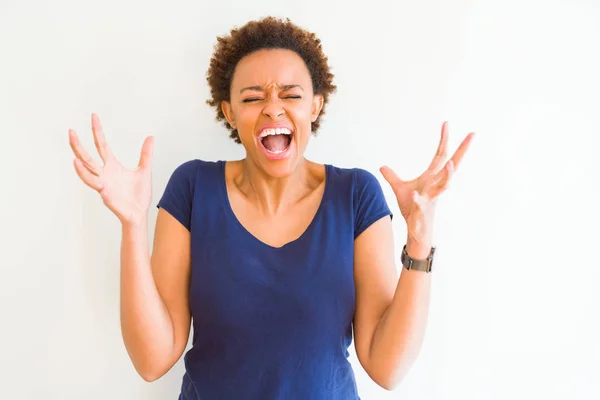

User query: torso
[158,159,390,399]
[223,160,326,248]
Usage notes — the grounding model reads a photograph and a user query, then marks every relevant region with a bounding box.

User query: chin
[255,129,305,177]
[256,152,301,178]
[262,160,298,178]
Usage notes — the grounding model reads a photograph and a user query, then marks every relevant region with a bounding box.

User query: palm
[381,122,475,223]
[69,114,154,225]
[391,175,431,220]
[99,156,152,223]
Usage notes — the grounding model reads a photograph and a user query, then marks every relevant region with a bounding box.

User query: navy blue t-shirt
[156,159,392,399]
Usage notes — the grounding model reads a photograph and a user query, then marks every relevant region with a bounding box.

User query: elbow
[125,343,181,382]
[366,370,398,392]
[374,374,402,392]
[374,348,423,390]
[132,358,173,383]
[369,362,412,391]
[139,370,164,383]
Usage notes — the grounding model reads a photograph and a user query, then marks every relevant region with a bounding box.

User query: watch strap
[401,244,436,273]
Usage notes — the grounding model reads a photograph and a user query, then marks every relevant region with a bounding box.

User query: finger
[380,165,404,187]
[429,159,455,198]
[73,158,104,192]
[138,136,154,169]
[431,155,453,184]
[417,163,441,194]
[91,113,112,163]
[427,121,449,173]
[450,132,476,170]
[68,129,102,176]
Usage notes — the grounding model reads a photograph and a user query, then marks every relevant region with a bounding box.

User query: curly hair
[206,16,337,143]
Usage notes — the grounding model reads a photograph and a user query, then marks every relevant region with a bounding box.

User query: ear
[221,101,236,129]
[310,94,324,123]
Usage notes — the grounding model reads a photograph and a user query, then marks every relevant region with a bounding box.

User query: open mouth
[259,127,293,155]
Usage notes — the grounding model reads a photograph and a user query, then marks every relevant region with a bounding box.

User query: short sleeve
[156,160,198,231]
[353,168,393,239]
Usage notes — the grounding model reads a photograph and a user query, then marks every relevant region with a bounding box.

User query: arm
[353,217,432,390]
[120,209,192,382]
[68,113,192,381]
[355,122,475,389]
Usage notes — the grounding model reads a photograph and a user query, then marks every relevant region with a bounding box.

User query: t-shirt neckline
[217,160,331,250]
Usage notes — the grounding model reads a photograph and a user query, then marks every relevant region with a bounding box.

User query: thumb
[138,136,154,169]
[380,165,403,187]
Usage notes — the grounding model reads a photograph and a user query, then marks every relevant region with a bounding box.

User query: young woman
[69,16,474,400]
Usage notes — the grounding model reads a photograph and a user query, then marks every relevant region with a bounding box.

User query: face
[221,48,324,178]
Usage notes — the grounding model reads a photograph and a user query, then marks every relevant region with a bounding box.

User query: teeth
[259,127,292,138]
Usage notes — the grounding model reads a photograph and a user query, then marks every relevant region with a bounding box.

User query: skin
[68,47,474,388]
[220,48,327,247]
[69,117,191,381]
[360,122,475,388]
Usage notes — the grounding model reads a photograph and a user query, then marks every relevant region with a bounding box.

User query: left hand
[380,122,475,246]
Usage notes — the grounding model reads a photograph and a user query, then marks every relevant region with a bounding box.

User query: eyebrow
[240,84,304,94]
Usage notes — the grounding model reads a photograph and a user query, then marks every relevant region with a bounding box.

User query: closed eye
[242,95,301,103]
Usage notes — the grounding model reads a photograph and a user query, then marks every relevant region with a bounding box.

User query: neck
[238,157,312,215]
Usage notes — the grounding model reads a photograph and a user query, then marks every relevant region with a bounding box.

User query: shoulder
[169,158,219,174]
[161,159,225,201]
[166,159,223,182]
[328,164,392,237]
[327,164,384,193]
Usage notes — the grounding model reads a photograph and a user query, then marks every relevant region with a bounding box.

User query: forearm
[120,219,175,380]
[368,238,433,387]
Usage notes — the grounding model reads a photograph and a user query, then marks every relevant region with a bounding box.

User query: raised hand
[380,122,475,245]
[69,113,155,226]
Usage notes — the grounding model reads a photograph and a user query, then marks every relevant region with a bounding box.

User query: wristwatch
[401,244,436,273]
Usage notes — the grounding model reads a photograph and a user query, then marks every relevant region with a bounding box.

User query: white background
[1,0,599,399]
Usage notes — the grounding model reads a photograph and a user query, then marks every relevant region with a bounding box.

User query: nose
[262,96,285,119]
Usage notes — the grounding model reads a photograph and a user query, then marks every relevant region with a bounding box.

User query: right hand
[69,113,154,226]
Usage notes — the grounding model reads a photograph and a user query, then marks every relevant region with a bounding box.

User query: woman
[69,16,474,400]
